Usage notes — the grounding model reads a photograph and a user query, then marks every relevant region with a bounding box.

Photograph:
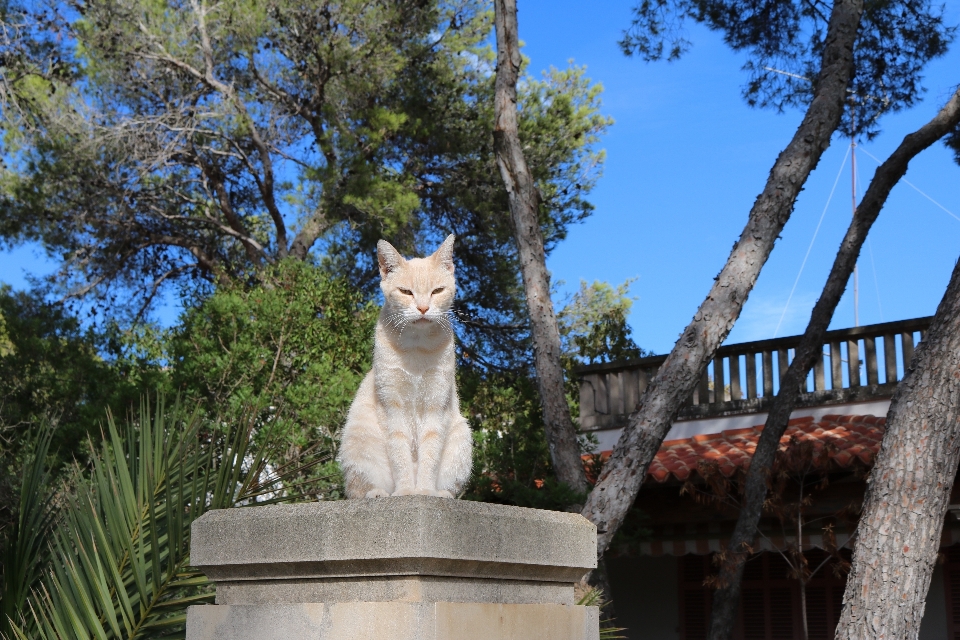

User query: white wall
[588,399,892,453]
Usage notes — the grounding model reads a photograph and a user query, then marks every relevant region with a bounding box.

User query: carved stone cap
[190,497,596,584]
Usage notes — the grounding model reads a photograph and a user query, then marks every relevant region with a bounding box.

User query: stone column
[186,496,599,640]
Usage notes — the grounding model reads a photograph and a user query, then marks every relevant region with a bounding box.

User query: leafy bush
[171,260,377,496]
[462,278,647,508]
[0,286,166,454]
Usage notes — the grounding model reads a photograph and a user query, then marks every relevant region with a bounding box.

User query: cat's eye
[398,288,413,296]
[432,287,445,295]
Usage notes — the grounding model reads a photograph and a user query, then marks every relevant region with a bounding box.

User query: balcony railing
[575,317,932,431]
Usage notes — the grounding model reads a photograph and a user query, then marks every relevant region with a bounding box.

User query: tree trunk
[834,254,960,639]
[707,86,960,640]
[580,0,864,555]
[492,0,588,494]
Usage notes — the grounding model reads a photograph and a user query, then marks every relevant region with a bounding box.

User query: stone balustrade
[577,316,932,430]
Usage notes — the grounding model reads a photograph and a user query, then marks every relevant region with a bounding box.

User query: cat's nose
[417,305,429,314]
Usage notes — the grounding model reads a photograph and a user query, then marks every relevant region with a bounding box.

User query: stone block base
[186,602,599,640]
[187,498,599,639]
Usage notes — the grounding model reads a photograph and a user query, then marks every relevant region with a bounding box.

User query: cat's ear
[433,234,455,274]
[377,240,405,279]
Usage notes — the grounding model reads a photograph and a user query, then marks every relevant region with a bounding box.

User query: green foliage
[947,122,960,167]
[0,424,56,640]
[0,312,13,357]
[559,279,647,367]
[6,396,316,640]
[0,0,611,364]
[462,278,647,508]
[0,0,478,306]
[0,287,168,558]
[326,54,613,368]
[558,278,649,423]
[619,0,954,138]
[0,286,168,467]
[460,369,557,501]
[171,260,376,494]
[575,583,628,639]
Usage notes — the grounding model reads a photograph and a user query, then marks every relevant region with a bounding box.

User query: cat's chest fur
[373,331,454,410]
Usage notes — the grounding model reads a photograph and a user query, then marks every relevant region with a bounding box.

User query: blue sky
[521,1,960,354]
[2,2,959,355]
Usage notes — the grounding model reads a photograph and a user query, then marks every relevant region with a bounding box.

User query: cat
[337,234,473,499]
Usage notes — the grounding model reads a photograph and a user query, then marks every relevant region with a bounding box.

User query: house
[575,316,959,640]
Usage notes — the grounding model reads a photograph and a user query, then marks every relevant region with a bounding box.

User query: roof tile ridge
[720,425,762,439]
[692,432,723,443]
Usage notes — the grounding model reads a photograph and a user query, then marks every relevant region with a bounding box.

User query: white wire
[774,145,851,338]
[858,146,960,223]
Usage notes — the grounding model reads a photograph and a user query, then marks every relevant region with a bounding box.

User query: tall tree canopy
[0,0,610,367]
[620,0,954,138]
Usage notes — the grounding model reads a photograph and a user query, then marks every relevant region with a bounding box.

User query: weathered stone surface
[186,602,600,640]
[191,496,596,583]
[187,497,599,639]
[216,575,573,605]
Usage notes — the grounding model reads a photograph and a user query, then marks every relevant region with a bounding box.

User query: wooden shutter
[768,588,794,639]
[678,550,845,640]
[805,586,830,639]
[741,588,766,640]
[680,555,712,640]
[743,556,764,582]
[830,584,844,631]
[739,557,797,639]
[945,545,960,639]
[736,552,846,640]
[683,590,709,640]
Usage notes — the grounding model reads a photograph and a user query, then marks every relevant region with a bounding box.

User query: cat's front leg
[412,409,453,497]
[381,408,417,496]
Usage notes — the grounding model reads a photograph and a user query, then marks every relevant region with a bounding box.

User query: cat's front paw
[391,487,417,497]
[365,489,390,498]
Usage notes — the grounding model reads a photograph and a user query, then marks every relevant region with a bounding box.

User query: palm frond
[8,396,308,640]
[0,423,57,637]
[575,581,627,640]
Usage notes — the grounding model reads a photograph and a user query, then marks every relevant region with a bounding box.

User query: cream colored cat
[338,235,473,499]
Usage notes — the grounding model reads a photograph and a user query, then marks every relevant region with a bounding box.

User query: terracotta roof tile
[642,415,885,483]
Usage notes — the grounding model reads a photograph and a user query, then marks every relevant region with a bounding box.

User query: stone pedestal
[186,496,599,640]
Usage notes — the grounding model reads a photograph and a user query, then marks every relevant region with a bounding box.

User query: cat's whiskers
[385,311,408,334]
[435,310,468,334]
[434,316,452,336]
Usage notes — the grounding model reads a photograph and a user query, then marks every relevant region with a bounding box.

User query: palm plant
[5,397,324,639]
[575,581,627,640]
[0,425,57,640]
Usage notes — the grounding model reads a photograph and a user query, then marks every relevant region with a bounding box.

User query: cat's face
[378,235,456,330]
